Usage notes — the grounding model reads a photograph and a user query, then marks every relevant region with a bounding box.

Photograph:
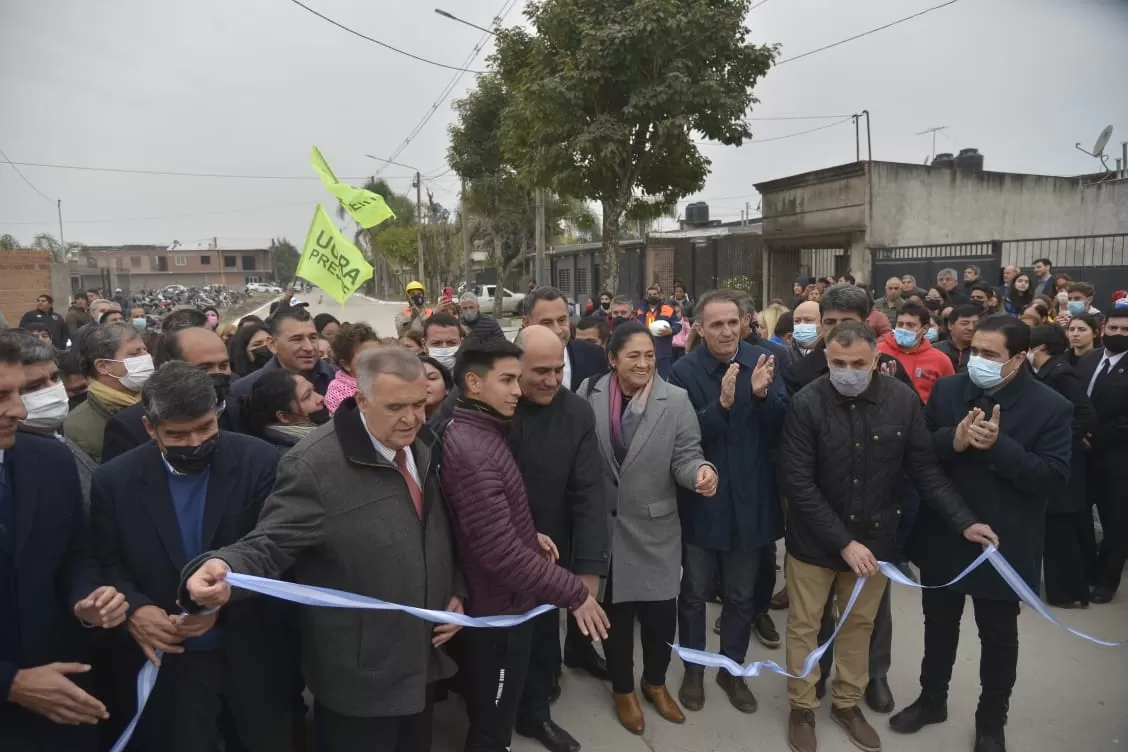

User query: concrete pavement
[302,292,1128,752]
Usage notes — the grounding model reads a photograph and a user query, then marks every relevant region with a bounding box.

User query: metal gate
[870,242,998,295]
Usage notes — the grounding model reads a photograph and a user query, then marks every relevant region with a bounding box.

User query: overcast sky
[1,0,1125,250]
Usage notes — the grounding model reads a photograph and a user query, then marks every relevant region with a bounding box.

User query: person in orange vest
[395,280,433,336]
[635,283,681,378]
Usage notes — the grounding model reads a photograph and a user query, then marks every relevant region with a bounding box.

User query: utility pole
[534,187,545,286]
[460,179,472,286]
[56,200,65,248]
[414,172,425,290]
[916,126,948,162]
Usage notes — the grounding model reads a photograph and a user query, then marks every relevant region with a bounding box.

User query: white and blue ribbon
[111,546,1124,750]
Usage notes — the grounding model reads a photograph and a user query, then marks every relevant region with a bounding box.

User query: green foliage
[28,232,83,262]
[370,224,419,267]
[0,234,19,250]
[270,238,300,284]
[490,0,776,289]
[720,274,756,293]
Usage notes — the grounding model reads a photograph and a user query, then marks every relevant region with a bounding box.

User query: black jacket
[783,341,915,398]
[1075,348,1128,506]
[914,370,1072,599]
[91,434,300,720]
[464,314,505,340]
[1032,356,1098,514]
[934,339,971,374]
[780,373,977,570]
[567,338,609,391]
[509,389,609,576]
[1,433,102,752]
[18,308,68,350]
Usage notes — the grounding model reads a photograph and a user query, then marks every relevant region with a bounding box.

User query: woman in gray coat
[580,321,717,736]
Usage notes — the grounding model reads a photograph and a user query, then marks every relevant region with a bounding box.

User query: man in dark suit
[90,362,298,751]
[893,315,1072,752]
[1075,306,1128,603]
[102,327,233,463]
[0,339,128,752]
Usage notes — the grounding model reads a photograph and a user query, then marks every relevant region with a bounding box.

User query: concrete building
[76,242,276,293]
[754,159,1128,302]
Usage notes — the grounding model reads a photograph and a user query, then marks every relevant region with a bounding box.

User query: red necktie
[395,449,424,519]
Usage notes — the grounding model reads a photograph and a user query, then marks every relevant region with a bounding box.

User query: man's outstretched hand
[185,558,232,609]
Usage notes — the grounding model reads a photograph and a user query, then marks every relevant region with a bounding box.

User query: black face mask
[68,392,88,410]
[308,407,332,425]
[210,373,231,406]
[925,299,943,311]
[611,316,633,328]
[163,433,219,475]
[600,301,610,311]
[647,295,660,305]
[250,347,273,370]
[1103,334,1128,355]
[410,294,425,308]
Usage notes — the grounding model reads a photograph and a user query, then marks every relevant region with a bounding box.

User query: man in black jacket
[1075,306,1128,603]
[933,304,980,374]
[101,327,233,462]
[780,322,996,752]
[91,362,299,751]
[893,315,1070,752]
[511,326,609,752]
[18,295,69,351]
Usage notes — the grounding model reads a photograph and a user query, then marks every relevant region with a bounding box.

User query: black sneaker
[974,727,1007,752]
[889,696,948,734]
[753,613,781,648]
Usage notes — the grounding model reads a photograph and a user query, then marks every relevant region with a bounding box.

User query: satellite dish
[1093,125,1114,157]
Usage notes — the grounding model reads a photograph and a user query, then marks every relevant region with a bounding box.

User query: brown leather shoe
[831,705,881,752]
[614,692,645,735]
[641,681,685,724]
[716,670,758,713]
[788,709,817,752]
[771,587,790,610]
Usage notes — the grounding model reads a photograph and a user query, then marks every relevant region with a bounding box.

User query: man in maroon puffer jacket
[441,336,610,752]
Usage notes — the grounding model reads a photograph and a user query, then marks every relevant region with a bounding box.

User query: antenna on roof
[1075,125,1114,172]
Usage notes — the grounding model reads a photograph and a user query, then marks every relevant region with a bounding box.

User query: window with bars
[557,268,572,296]
[576,265,589,297]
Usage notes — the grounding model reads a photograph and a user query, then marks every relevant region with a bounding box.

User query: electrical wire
[0,147,54,202]
[375,0,520,176]
[776,0,963,66]
[285,0,484,74]
[696,116,852,146]
[0,160,414,182]
[0,201,312,226]
[749,0,770,10]
[748,114,851,121]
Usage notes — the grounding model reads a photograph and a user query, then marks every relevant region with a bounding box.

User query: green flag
[296,205,374,304]
[310,146,396,229]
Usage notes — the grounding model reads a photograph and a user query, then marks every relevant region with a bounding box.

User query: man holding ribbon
[182,346,465,752]
[780,321,998,752]
[894,314,1071,752]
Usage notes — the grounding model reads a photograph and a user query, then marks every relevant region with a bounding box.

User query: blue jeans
[678,543,761,671]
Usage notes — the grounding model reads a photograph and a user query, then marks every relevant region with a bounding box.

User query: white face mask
[107,353,155,391]
[429,346,458,371]
[21,381,69,431]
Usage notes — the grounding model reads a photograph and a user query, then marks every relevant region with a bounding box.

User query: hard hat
[649,319,672,336]
[406,280,425,293]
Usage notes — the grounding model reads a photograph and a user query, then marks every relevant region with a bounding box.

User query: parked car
[247,282,282,294]
[475,284,525,315]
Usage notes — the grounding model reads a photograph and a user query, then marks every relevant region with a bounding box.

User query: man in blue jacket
[635,284,681,379]
[668,289,788,715]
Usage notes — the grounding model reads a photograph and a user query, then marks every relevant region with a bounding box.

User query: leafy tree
[270,238,300,285]
[28,232,84,262]
[0,234,19,250]
[491,0,776,290]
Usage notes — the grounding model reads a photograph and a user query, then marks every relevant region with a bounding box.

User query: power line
[1,160,415,182]
[696,116,853,146]
[0,200,311,226]
[285,0,484,74]
[749,0,771,10]
[0,147,54,202]
[776,0,962,66]
[748,114,851,121]
[376,0,519,175]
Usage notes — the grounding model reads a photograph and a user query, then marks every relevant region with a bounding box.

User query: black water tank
[955,147,984,171]
[932,152,955,167]
[685,202,710,225]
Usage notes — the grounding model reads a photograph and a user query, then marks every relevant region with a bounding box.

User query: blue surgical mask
[828,365,872,397]
[924,327,939,342]
[131,317,147,330]
[967,355,1007,389]
[1067,300,1087,316]
[893,328,919,348]
[793,323,819,347]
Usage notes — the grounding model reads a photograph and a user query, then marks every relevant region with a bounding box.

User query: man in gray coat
[181,346,465,752]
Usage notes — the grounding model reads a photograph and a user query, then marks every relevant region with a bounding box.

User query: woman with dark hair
[419,354,453,420]
[579,321,716,734]
[202,306,220,330]
[324,323,381,414]
[228,322,274,378]
[238,314,265,328]
[244,369,330,457]
[313,312,341,343]
[1004,273,1033,316]
[1067,312,1101,362]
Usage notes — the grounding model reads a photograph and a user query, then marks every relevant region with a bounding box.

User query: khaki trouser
[785,554,887,710]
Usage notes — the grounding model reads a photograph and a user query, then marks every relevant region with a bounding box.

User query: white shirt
[562,346,573,392]
[359,411,420,486]
[1088,349,1127,396]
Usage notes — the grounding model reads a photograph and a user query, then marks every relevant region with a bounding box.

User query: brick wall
[0,250,54,327]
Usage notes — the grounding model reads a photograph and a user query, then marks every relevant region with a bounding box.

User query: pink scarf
[609,372,654,462]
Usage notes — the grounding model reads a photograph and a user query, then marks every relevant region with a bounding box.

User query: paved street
[301,293,1128,752]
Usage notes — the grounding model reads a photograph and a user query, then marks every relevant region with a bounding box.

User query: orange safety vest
[402,306,433,318]
[636,303,675,326]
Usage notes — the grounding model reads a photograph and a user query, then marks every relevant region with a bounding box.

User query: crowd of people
[1,262,1125,752]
